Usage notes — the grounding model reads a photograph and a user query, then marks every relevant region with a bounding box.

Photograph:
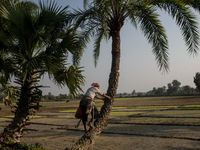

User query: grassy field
[1,96,200,122]
[55,96,200,125]
[1,96,200,150]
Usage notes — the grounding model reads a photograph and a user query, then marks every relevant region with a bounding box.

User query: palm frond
[73,5,110,66]
[84,0,89,8]
[182,0,200,12]
[52,65,85,98]
[73,7,94,30]
[93,28,104,67]
[60,29,86,67]
[0,53,15,79]
[152,0,200,55]
[136,4,169,73]
[126,1,141,29]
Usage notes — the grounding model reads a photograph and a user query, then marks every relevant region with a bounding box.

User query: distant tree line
[0,91,84,102]
[2,73,200,102]
[41,92,84,101]
[146,79,198,96]
[117,74,200,97]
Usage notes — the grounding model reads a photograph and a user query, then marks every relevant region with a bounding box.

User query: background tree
[163,86,166,93]
[132,90,136,96]
[149,86,166,96]
[172,80,181,94]
[156,87,164,95]
[118,93,123,97]
[47,92,55,101]
[152,87,157,95]
[0,1,85,143]
[58,94,68,100]
[194,72,200,91]
[123,92,128,97]
[167,83,173,95]
[182,85,192,95]
[71,0,200,149]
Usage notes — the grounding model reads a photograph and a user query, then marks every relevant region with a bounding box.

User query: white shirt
[84,87,104,99]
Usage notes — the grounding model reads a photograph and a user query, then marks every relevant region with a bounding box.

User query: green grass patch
[0,116,14,121]
[114,96,198,101]
[1,115,14,118]
[28,115,43,118]
[58,107,102,113]
[109,111,144,118]
[112,106,177,111]
[176,105,200,110]
[136,106,177,109]
[59,110,77,113]
[112,107,129,109]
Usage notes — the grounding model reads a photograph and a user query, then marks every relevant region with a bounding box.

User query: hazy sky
[29,0,200,95]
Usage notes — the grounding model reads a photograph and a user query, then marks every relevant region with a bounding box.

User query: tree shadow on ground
[165,146,200,150]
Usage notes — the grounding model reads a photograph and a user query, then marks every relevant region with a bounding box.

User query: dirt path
[20,129,200,150]
[17,118,200,150]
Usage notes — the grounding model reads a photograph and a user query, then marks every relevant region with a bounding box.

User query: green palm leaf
[52,65,85,98]
[151,0,199,55]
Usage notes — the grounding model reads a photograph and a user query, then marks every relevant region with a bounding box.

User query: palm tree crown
[0,0,85,96]
[0,0,85,143]
[76,0,200,72]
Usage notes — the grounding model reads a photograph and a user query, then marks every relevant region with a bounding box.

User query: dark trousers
[80,99,99,122]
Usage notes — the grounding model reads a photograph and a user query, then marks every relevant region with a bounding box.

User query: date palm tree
[0,0,85,143]
[70,0,200,149]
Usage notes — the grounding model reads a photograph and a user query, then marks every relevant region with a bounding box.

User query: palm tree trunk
[1,80,31,143]
[1,78,41,143]
[70,30,121,150]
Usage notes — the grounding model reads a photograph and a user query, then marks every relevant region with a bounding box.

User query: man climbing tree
[75,83,111,132]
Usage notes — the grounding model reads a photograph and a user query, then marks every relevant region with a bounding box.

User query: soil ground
[1,96,200,150]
